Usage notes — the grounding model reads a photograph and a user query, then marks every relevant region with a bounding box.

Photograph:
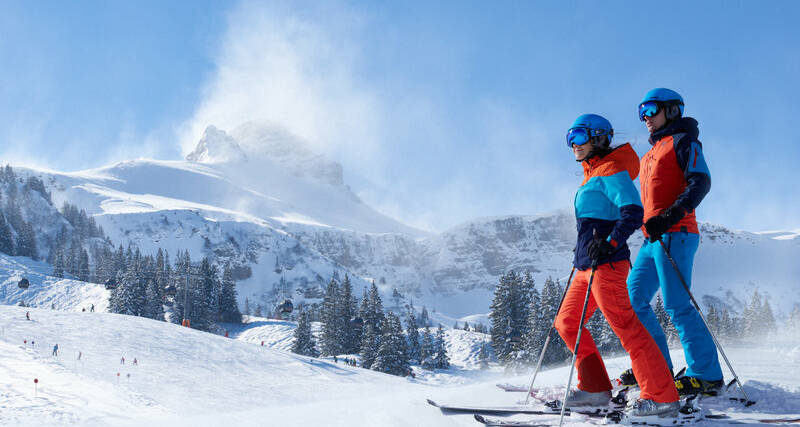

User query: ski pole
[657,238,753,405]
[559,260,598,427]
[524,266,576,405]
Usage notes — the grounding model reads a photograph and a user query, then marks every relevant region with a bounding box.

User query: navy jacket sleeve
[673,139,711,213]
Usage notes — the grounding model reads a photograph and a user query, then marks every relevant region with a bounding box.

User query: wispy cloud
[179,1,381,162]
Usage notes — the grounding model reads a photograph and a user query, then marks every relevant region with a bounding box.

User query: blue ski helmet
[639,88,684,121]
[567,114,613,148]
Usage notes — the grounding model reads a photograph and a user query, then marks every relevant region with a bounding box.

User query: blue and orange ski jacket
[573,143,643,270]
[640,117,711,236]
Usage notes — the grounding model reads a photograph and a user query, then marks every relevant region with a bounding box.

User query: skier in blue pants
[620,88,723,395]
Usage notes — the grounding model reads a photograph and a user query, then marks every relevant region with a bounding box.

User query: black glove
[588,236,616,262]
[644,205,686,242]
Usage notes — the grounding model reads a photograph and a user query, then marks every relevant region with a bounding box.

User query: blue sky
[1,0,798,232]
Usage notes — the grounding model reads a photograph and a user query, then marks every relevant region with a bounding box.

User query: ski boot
[623,398,681,424]
[674,376,724,396]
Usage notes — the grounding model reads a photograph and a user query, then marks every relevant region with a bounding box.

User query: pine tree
[419,306,430,327]
[16,220,38,260]
[254,304,263,317]
[144,279,165,320]
[760,297,777,336]
[218,266,242,323]
[339,275,359,353]
[0,213,13,255]
[433,324,450,369]
[743,290,763,337]
[243,297,252,316]
[490,271,531,366]
[463,322,470,332]
[372,312,411,376]
[320,278,342,356]
[359,322,380,369]
[478,341,490,370]
[653,293,679,344]
[538,277,570,365]
[420,326,435,370]
[405,308,421,364]
[292,308,319,357]
[489,272,514,364]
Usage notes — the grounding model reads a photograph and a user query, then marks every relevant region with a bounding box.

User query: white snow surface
[1,305,799,426]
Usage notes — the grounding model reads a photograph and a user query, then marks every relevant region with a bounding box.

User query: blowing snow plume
[179,1,380,168]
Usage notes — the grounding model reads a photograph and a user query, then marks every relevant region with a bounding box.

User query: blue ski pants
[627,232,723,381]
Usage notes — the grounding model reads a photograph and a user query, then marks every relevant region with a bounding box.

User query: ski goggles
[566,127,591,147]
[638,101,660,121]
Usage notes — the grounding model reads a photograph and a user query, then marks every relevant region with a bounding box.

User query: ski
[496,383,532,392]
[474,414,550,427]
[427,399,569,416]
[476,412,800,426]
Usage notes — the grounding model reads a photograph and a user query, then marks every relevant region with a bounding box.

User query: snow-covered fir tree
[339,275,359,354]
[359,322,380,369]
[404,307,421,364]
[478,341,490,370]
[319,278,342,355]
[372,312,411,376]
[217,266,242,323]
[291,308,319,357]
[537,276,570,365]
[653,293,679,344]
[490,271,536,367]
[419,306,430,327]
[243,297,251,316]
[420,325,435,370]
[433,324,450,369]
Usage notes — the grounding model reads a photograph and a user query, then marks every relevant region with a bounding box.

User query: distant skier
[90,304,95,312]
[25,311,30,320]
[82,307,86,312]
[78,351,82,360]
[52,344,58,356]
[121,356,125,365]
[51,303,55,309]
[558,114,679,417]
[133,358,138,366]
[624,88,723,396]
[31,340,35,347]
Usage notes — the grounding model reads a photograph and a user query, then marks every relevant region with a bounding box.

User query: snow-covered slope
[2,305,798,426]
[0,254,108,312]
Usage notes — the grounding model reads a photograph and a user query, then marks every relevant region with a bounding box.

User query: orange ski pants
[554,262,679,403]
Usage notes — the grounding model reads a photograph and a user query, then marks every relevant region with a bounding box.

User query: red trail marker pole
[34,378,38,398]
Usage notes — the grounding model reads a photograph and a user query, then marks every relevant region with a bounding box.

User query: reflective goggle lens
[639,101,659,121]
[567,127,591,147]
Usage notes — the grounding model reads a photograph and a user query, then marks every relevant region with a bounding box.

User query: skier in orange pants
[556,114,679,418]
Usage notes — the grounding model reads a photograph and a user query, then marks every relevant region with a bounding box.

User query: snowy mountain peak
[185,125,247,164]
[186,122,344,187]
